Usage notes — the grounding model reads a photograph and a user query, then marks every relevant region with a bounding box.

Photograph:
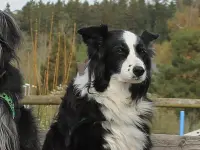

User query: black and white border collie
[42,25,159,150]
[0,11,40,150]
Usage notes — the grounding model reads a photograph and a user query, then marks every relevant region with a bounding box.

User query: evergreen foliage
[4,0,200,98]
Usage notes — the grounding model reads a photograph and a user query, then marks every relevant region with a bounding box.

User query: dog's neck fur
[74,67,153,150]
[0,103,19,150]
[0,64,22,150]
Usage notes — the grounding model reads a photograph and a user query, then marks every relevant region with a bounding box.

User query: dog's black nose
[133,66,145,77]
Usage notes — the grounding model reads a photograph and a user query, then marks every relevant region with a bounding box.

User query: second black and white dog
[42,25,159,150]
[0,11,40,150]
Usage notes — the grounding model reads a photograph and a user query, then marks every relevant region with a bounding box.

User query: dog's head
[0,11,21,68]
[78,25,159,92]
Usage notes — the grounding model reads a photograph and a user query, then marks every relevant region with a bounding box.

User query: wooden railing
[28,95,200,149]
[21,95,200,108]
[39,131,200,150]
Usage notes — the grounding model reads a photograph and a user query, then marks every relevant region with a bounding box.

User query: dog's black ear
[77,24,108,46]
[0,11,21,50]
[78,24,108,59]
[140,30,159,46]
[79,25,109,92]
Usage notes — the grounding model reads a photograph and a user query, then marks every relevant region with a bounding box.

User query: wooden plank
[39,132,200,149]
[154,98,200,108]
[152,134,200,150]
[21,95,200,108]
[21,95,62,105]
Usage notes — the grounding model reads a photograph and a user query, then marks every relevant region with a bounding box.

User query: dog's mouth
[132,76,140,80]
[130,78,145,84]
[118,76,146,84]
[129,74,147,84]
[112,71,147,84]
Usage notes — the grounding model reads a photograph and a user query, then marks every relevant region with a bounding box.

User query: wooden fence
[21,95,200,108]
[151,134,200,150]
[25,95,200,149]
[38,132,200,150]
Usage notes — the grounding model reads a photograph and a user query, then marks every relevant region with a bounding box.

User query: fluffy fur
[0,11,40,150]
[42,25,159,150]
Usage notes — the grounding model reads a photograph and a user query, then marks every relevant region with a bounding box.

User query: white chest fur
[91,79,152,150]
[74,72,153,150]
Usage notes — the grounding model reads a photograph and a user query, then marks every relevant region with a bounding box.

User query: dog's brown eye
[136,44,146,54]
[117,48,123,53]
[141,48,145,53]
[113,45,128,56]
[117,48,127,56]
[114,46,123,53]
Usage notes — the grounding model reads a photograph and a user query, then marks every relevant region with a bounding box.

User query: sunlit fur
[42,25,159,150]
[0,11,40,150]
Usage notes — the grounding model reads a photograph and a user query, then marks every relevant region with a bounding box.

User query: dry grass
[17,32,48,85]
[28,104,200,134]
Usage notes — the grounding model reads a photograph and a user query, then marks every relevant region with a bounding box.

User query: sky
[0,0,168,11]
[0,0,98,11]
[0,0,66,11]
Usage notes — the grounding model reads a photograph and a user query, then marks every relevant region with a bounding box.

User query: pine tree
[4,3,12,14]
[150,29,200,98]
[114,0,128,29]
[41,34,77,91]
[126,0,138,31]
[9,0,181,94]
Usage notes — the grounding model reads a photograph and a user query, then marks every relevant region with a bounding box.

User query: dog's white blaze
[118,31,146,83]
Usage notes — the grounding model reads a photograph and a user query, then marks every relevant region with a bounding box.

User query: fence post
[180,111,185,136]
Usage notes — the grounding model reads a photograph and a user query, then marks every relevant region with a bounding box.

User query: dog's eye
[113,45,128,56]
[117,47,123,53]
[114,46,124,54]
[140,48,146,53]
[136,44,146,54]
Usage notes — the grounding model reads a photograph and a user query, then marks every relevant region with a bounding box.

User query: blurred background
[1,0,200,134]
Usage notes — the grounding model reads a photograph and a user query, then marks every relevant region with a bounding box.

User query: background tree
[6,0,200,98]
[4,3,12,14]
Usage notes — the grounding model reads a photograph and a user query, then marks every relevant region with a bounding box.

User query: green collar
[0,93,15,118]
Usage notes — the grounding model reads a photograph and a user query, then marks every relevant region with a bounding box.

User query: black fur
[0,11,40,150]
[42,81,106,150]
[18,106,40,150]
[42,25,158,150]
